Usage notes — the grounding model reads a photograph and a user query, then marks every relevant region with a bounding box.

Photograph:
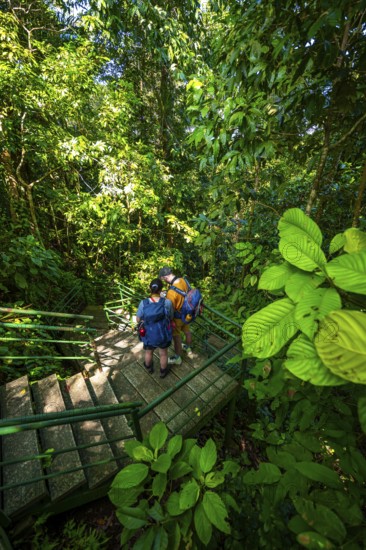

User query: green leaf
[167,434,182,458]
[169,461,193,480]
[202,492,230,534]
[278,208,323,245]
[132,445,154,462]
[179,479,200,510]
[149,501,164,522]
[15,273,28,289]
[266,447,296,469]
[188,445,203,478]
[149,422,168,452]
[204,472,225,488]
[243,463,282,484]
[285,272,326,303]
[116,506,148,530]
[112,464,149,489]
[200,438,217,473]
[279,236,326,272]
[132,526,155,550]
[166,492,184,517]
[294,498,346,542]
[293,462,341,488]
[329,233,346,255]
[294,288,342,339]
[357,396,366,434]
[343,228,366,253]
[242,298,297,358]
[124,439,142,458]
[151,453,172,474]
[258,262,295,291]
[315,310,366,383]
[194,503,212,546]
[108,485,143,508]
[285,335,346,386]
[326,250,366,294]
[221,460,240,477]
[297,531,334,549]
[152,473,167,499]
[151,526,169,550]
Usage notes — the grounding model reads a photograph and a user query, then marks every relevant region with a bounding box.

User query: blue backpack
[140,298,172,347]
[170,278,203,324]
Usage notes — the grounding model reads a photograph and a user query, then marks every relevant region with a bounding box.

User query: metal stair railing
[0,306,97,371]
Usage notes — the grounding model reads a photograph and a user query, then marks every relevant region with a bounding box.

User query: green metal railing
[0,306,96,367]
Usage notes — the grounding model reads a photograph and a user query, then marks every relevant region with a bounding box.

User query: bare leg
[144,349,153,367]
[173,334,182,356]
[185,330,192,346]
[159,348,168,371]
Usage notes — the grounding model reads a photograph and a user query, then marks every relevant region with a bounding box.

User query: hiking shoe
[160,365,171,378]
[168,354,182,365]
[144,362,154,374]
[182,344,193,356]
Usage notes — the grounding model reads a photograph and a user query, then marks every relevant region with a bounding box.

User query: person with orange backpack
[158,266,203,365]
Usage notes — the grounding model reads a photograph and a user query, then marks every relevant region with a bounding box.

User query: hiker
[136,278,174,378]
[158,266,193,365]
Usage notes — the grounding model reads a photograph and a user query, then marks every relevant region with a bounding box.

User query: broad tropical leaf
[242,298,297,358]
[297,531,334,549]
[202,492,230,534]
[293,462,341,488]
[258,262,295,291]
[315,311,366,383]
[278,208,323,245]
[329,233,346,255]
[343,228,366,254]
[326,251,366,294]
[194,503,212,545]
[243,463,282,484]
[279,236,326,272]
[285,272,326,303]
[285,335,345,386]
[294,288,342,339]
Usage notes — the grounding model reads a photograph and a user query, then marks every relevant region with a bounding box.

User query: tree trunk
[352,161,366,228]
[1,150,21,222]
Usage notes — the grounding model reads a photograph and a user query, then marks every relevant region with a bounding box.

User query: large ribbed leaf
[329,232,346,255]
[285,335,345,386]
[294,288,342,339]
[279,236,326,272]
[278,208,323,245]
[343,228,366,254]
[258,262,295,291]
[326,251,366,294]
[315,311,366,383]
[285,272,325,304]
[357,397,366,434]
[242,298,297,358]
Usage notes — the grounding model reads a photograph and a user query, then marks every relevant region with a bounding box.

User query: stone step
[0,376,47,517]
[87,371,133,462]
[62,373,118,489]
[32,374,86,501]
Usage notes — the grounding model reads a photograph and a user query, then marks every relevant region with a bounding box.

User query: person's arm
[165,299,174,320]
[136,301,144,323]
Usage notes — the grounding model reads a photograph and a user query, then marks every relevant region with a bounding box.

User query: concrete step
[87,370,133,463]
[32,374,86,501]
[62,373,118,489]
[0,376,48,517]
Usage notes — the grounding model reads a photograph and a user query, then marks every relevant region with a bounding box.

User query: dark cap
[158,266,172,278]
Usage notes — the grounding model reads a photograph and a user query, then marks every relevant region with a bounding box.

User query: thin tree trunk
[352,161,366,228]
[305,126,330,215]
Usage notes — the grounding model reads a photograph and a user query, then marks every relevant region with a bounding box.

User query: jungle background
[1,0,366,548]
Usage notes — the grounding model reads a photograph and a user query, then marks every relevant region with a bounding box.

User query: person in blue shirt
[136,278,174,378]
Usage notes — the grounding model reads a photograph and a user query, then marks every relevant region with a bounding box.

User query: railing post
[224,358,247,450]
[131,410,143,441]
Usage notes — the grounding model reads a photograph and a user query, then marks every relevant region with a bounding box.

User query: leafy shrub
[109,422,239,548]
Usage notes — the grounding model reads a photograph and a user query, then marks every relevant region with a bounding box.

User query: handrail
[0,307,93,320]
[0,401,143,435]
[138,337,241,419]
[0,322,96,333]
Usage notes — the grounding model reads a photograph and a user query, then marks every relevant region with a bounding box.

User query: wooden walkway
[0,324,240,522]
